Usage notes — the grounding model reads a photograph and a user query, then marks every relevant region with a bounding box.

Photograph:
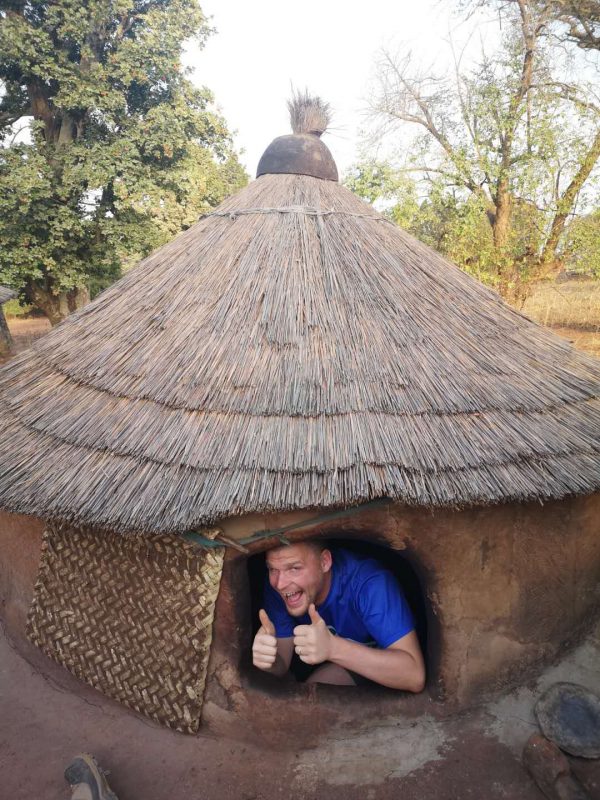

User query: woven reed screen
[27,522,224,734]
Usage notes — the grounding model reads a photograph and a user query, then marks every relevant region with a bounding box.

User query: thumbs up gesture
[293,604,332,665]
[252,609,278,671]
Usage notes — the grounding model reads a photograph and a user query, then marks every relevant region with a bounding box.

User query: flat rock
[535,683,600,759]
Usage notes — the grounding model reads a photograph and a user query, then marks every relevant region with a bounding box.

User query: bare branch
[547,0,600,50]
[371,48,487,200]
[535,80,600,115]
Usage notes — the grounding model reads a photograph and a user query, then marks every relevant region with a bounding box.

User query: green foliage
[345,162,547,292]
[562,212,600,278]
[0,0,248,320]
[2,298,32,318]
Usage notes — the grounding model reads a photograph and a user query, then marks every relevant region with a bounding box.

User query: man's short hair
[299,538,329,553]
[268,538,329,555]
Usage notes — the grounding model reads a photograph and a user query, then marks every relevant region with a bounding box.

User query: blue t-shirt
[263,548,415,649]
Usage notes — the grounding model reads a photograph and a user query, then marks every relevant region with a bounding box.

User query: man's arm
[328,630,425,691]
[252,609,294,677]
[293,605,425,692]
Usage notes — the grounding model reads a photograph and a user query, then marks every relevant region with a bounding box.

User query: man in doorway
[252,540,425,690]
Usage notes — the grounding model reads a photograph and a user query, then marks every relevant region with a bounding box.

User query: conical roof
[0,286,16,305]
[0,105,599,535]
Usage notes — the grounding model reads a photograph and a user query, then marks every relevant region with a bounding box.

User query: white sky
[185,0,457,178]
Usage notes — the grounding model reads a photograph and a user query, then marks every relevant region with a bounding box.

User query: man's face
[266,543,332,617]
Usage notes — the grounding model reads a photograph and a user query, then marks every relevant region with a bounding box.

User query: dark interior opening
[246,538,429,685]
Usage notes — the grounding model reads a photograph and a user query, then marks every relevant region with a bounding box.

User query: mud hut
[0,97,599,741]
[0,286,15,357]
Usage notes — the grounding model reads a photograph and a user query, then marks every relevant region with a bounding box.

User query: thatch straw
[0,286,16,305]
[0,173,598,534]
[287,91,331,137]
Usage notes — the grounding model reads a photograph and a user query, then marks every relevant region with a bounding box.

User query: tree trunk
[492,186,512,251]
[0,309,13,357]
[26,283,90,326]
[490,180,519,299]
[537,127,600,280]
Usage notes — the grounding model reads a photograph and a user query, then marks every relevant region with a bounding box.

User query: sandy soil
[7,316,52,347]
[2,623,600,800]
[1,317,52,365]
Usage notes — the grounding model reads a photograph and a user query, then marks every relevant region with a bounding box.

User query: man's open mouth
[283,590,303,608]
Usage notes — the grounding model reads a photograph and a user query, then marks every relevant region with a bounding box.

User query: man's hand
[293,604,333,665]
[252,609,277,671]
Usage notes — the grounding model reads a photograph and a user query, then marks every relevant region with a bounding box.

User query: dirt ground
[2,316,51,360]
[551,326,600,357]
[2,623,600,800]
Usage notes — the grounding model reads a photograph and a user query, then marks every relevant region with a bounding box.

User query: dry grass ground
[520,280,600,357]
[0,316,52,365]
[6,316,52,352]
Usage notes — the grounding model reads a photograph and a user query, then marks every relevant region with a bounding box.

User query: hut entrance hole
[246,538,429,688]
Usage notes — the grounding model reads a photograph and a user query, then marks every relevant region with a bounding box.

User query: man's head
[265,540,332,617]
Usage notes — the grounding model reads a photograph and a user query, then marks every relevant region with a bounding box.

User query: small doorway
[246,537,429,685]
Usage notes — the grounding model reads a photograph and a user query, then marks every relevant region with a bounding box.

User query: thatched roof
[0,114,599,534]
[0,286,16,305]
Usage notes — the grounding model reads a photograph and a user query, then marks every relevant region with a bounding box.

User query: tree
[562,210,600,277]
[0,287,15,357]
[545,1,600,50]
[365,0,600,301]
[345,162,508,285]
[0,0,247,324]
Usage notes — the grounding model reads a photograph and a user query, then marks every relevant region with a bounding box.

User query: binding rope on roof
[200,206,395,224]
[183,498,392,553]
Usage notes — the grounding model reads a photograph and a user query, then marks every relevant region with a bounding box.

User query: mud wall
[0,510,44,640]
[1,494,599,741]
[384,493,600,704]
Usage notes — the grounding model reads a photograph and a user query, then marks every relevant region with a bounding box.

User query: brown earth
[2,621,600,800]
[4,315,51,353]
[0,316,51,366]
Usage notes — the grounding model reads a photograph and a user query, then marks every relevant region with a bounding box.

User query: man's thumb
[308,603,322,624]
[259,608,275,635]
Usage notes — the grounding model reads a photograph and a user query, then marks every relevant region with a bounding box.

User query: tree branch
[538,125,600,273]
[374,49,488,201]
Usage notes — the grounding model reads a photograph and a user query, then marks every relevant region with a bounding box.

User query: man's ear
[320,548,332,573]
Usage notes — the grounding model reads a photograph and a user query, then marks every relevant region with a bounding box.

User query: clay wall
[0,510,44,640]
[384,493,600,704]
[1,494,599,741]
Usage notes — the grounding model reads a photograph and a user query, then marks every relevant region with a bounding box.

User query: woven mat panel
[26,522,224,734]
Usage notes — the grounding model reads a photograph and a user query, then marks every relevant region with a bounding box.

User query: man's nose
[275,572,289,591]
